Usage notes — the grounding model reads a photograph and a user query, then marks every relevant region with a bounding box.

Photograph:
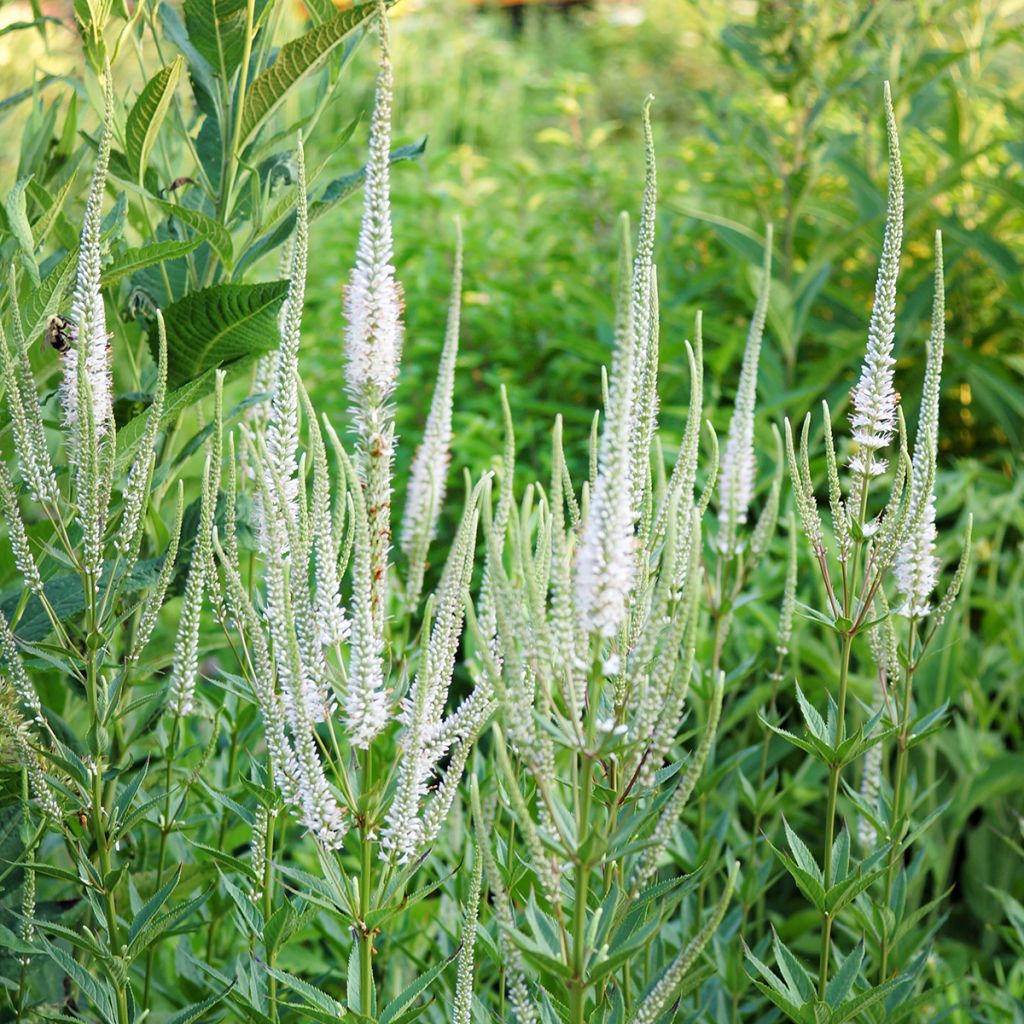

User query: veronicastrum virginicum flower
[401,218,463,609]
[849,80,903,485]
[344,0,403,632]
[716,224,773,557]
[894,232,944,618]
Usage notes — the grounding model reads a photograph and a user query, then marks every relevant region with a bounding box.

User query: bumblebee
[44,315,76,354]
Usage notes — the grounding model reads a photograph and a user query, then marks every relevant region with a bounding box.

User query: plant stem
[265,808,279,1023]
[144,714,179,1010]
[569,752,594,1024]
[84,580,130,1024]
[818,630,853,1000]
[879,618,918,981]
[359,744,374,1018]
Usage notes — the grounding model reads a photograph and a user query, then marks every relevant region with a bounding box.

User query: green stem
[83,581,129,1024]
[879,619,918,981]
[265,808,279,1023]
[359,745,374,1018]
[818,631,853,1000]
[569,752,594,1024]
[144,715,179,1010]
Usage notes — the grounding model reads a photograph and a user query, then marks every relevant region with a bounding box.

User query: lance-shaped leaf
[125,57,184,182]
[238,2,393,150]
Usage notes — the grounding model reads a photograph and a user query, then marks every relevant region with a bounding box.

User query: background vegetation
[0,0,1021,1020]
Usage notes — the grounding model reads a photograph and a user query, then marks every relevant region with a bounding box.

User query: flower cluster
[849,81,903,482]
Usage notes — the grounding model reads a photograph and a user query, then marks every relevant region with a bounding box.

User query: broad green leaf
[37,935,117,1023]
[183,0,248,80]
[1,557,165,642]
[126,57,185,182]
[347,942,362,1015]
[155,280,287,387]
[30,170,78,249]
[772,928,815,1003]
[154,198,233,267]
[20,247,77,341]
[826,941,864,1008]
[783,818,823,883]
[101,238,203,287]
[263,904,297,959]
[238,3,387,149]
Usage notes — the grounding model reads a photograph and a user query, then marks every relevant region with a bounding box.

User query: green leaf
[166,982,235,1024]
[1,557,165,642]
[826,941,864,1008]
[115,355,259,471]
[238,3,385,149]
[32,918,106,957]
[125,57,185,183]
[5,176,39,283]
[347,942,361,1014]
[37,935,117,1023]
[153,198,234,267]
[264,965,345,1016]
[20,247,77,341]
[127,867,180,953]
[379,947,458,1024]
[101,238,203,288]
[184,0,249,80]
[155,280,287,387]
[783,818,823,883]
[30,170,78,249]
[772,928,815,1003]
[263,903,297,959]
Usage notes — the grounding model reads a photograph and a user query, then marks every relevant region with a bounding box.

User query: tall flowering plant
[0,70,219,1024]
[747,83,972,1021]
[210,8,489,1019]
[462,98,739,1024]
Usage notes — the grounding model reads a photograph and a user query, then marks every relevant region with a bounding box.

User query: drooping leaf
[101,238,203,288]
[5,176,39,283]
[153,198,234,267]
[125,57,185,183]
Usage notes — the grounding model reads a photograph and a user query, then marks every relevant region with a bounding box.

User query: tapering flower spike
[168,450,215,717]
[265,134,309,524]
[344,1,402,403]
[0,276,58,507]
[401,218,463,607]
[895,231,944,617]
[628,95,659,520]
[575,213,638,638]
[717,224,772,556]
[849,81,904,484]
[62,69,115,448]
[335,440,389,749]
[453,844,482,1024]
[344,1,403,632]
